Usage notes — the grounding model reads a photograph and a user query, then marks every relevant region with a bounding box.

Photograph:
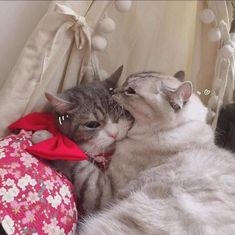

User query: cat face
[113,71,196,126]
[46,66,133,156]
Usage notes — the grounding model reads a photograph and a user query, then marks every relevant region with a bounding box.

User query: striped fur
[32,67,134,212]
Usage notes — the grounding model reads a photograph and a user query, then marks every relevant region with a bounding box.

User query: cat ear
[161,81,193,112]
[45,92,73,114]
[174,71,185,82]
[105,65,123,88]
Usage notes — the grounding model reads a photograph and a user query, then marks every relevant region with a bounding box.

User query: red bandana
[8,112,88,161]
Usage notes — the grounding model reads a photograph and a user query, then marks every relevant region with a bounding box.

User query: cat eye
[125,87,136,95]
[85,121,101,129]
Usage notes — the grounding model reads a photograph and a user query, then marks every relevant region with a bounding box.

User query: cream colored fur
[78,73,235,235]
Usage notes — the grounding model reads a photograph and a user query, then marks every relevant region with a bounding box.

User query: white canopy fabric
[206,1,235,128]
[0,1,231,136]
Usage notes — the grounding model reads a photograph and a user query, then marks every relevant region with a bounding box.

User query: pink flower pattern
[0,130,78,234]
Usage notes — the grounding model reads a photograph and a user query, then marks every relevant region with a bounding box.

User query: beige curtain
[0,1,102,136]
[96,1,218,101]
[0,1,221,136]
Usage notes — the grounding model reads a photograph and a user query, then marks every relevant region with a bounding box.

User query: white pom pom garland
[200,9,215,24]
[115,0,132,12]
[91,1,132,54]
[92,35,107,51]
[208,28,221,42]
[219,44,234,59]
[98,17,116,34]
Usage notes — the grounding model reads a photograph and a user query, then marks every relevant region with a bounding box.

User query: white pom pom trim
[219,44,234,59]
[208,28,221,42]
[92,35,107,51]
[115,0,132,12]
[200,9,215,24]
[98,17,116,34]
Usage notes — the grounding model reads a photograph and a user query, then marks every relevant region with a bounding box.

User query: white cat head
[113,71,207,131]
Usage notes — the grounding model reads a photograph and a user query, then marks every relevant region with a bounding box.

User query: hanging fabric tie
[55,3,91,51]
[23,3,92,90]
[52,3,92,84]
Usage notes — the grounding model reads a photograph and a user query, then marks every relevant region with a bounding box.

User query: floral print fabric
[0,130,78,235]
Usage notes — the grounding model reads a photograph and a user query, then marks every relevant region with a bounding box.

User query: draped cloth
[0,1,231,136]
[0,1,96,136]
[206,1,235,128]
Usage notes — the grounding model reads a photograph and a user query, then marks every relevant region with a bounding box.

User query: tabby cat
[32,65,133,197]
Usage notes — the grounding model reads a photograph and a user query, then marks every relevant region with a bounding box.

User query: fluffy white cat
[78,71,235,235]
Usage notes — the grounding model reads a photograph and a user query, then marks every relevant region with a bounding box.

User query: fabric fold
[0,2,92,137]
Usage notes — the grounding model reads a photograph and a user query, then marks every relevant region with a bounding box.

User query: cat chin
[81,141,116,156]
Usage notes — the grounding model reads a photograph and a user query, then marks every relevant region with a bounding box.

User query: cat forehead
[70,95,120,122]
[71,103,106,120]
[126,71,162,84]
[67,84,111,105]
[126,74,180,90]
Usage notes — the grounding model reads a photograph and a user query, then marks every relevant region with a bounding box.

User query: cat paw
[31,130,52,144]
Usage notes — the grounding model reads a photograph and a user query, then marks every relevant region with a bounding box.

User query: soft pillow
[0,130,78,235]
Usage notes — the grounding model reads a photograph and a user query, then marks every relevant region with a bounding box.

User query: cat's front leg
[78,194,154,235]
[78,203,141,235]
[73,160,114,213]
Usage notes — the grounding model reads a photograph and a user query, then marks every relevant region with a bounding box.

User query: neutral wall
[0,1,49,86]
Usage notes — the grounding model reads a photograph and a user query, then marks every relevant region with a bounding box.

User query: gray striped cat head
[45,66,133,157]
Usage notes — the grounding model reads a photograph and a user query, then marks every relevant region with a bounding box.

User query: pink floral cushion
[0,130,78,235]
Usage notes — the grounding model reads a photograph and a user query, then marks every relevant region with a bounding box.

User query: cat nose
[108,132,118,139]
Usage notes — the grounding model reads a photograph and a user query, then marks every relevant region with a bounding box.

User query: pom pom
[92,35,107,51]
[98,17,116,34]
[228,39,235,48]
[200,9,215,24]
[115,0,132,12]
[219,44,234,59]
[208,28,221,42]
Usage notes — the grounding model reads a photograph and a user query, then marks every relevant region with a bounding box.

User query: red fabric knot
[8,112,88,161]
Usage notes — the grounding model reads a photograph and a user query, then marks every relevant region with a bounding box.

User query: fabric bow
[8,113,88,161]
[55,3,91,50]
